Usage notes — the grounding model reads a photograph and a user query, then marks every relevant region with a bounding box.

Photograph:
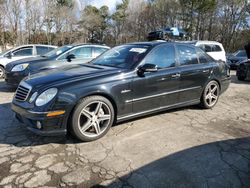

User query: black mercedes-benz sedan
[11,41,231,141]
[5,44,110,86]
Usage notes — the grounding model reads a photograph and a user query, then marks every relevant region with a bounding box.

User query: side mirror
[66,54,75,62]
[138,63,158,77]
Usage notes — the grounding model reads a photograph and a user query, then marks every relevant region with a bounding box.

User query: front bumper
[12,103,67,136]
[5,71,27,86]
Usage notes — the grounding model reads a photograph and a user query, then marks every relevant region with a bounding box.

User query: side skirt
[116,99,200,123]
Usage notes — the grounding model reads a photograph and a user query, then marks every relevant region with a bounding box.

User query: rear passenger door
[177,45,212,103]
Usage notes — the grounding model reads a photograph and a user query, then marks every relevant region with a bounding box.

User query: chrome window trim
[118,99,200,121]
[125,86,201,103]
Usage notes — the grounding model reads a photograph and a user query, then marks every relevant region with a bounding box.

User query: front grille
[15,82,32,101]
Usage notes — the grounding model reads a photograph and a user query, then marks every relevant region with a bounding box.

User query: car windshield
[91,45,150,68]
[42,45,72,58]
[0,48,12,56]
[234,50,247,57]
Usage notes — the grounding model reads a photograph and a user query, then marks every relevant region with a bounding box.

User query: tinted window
[36,46,55,55]
[177,45,198,65]
[13,48,33,56]
[143,45,175,69]
[69,47,92,59]
[197,49,210,63]
[93,47,108,58]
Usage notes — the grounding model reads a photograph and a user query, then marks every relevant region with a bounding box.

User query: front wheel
[71,95,115,142]
[201,81,220,109]
[0,66,5,79]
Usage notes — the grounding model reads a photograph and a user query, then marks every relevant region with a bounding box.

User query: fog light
[37,121,42,129]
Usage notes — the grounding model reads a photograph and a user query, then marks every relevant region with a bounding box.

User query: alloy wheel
[78,101,111,138]
[205,82,219,107]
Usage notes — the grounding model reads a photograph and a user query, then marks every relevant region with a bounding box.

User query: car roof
[69,43,110,48]
[14,44,57,48]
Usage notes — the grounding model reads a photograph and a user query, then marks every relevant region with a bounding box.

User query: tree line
[0,0,249,52]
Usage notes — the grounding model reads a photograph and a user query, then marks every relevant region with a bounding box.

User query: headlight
[35,88,58,106]
[11,63,29,72]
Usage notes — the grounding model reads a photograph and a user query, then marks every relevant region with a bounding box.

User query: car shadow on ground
[0,79,16,92]
[93,137,250,188]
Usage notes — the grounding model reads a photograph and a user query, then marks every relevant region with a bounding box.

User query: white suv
[191,41,226,62]
[0,44,57,78]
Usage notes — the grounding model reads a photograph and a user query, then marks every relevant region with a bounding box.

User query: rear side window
[212,45,222,52]
[144,45,176,69]
[13,47,33,56]
[73,47,92,59]
[197,49,213,63]
[177,45,198,65]
[36,46,55,55]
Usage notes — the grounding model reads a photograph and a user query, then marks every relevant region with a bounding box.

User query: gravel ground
[0,71,249,188]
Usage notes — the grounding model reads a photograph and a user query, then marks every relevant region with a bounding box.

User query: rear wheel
[0,66,5,79]
[71,95,115,142]
[201,81,220,109]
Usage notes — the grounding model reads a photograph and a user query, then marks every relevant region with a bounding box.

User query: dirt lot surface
[0,71,249,188]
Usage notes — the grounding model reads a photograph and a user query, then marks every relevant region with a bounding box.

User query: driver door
[132,44,180,113]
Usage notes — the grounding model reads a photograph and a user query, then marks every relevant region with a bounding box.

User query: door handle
[203,69,209,73]
[171,73,180,78]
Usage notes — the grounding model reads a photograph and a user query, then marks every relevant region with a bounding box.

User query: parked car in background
[147,27,188,41]
[227,50,248,69]
[236,43,250,81]
[0,44,57,78]
[5,44,110,86]
[185,41,226,62]
[11,41,231,142]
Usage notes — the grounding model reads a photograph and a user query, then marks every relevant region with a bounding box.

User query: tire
[0,66,5,79]
[70,95,115,142]
[201,81,220,109]
[237,75,246,81]
[237,65,246,81]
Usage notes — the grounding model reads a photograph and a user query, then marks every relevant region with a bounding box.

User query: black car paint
[11,42,231,136]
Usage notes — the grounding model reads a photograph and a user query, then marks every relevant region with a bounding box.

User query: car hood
[5,56,51,71]
[23,64,122,89]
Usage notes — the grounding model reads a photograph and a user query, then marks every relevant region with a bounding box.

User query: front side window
[92,45,149,68]
[142,45,176,69]
[70,47,92,59]
[13,47,33,56]
[177,45,198,65]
